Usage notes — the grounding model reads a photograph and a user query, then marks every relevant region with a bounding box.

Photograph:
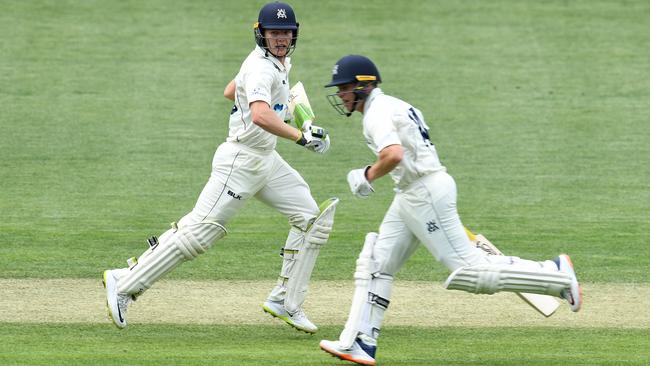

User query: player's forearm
[367,144,403,182]
[366,161,397,182]
[251,102,302,142]
[223,80,236,101]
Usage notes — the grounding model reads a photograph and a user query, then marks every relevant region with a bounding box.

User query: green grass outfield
[2,324,649,366]
[1,0,649,365]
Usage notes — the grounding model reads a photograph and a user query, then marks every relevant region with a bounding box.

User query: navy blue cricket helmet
[325,55,381,116]
[254,2,299,56]
[325,55,381,87]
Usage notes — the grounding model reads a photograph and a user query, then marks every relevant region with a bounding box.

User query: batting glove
[296,125,330,154]
[347,166,374,198]
[309,125,330,153]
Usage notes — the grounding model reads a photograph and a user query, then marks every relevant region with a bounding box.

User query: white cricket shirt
[362,88,446,189]
[227,46,291,150]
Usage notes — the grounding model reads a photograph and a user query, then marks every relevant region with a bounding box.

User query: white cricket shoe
[555,254,582,312]
[320,338,377,366]
[262,300,318,334]
[102,269,131,329]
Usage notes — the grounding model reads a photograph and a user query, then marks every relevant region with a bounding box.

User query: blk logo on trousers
[228,190,242,200]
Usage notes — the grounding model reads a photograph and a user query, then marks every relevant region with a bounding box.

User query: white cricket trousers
[178,142,319,230]
[374,171,537,275]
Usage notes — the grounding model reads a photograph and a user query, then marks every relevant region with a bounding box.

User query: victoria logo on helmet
[277,8,287,18]
[332,64,339,75]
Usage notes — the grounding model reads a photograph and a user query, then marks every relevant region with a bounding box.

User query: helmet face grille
[327,93,347,115]
[326,88,370,118]
[254,26,298,57]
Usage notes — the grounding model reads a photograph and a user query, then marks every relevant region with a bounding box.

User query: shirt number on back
[408,107,433,146]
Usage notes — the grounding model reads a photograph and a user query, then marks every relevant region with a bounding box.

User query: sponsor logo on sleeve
[251,87,268,98]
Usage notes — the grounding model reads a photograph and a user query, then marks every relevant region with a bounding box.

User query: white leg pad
[128,225,178,268]
[267,227,303,302]
[339,232,393,349]
[117,221,226,297]
[284,198,339,313]
[358,274,392,339]
[444,264,571,297]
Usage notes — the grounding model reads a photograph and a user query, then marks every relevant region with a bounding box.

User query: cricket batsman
[318,55,582,365]
[103,1,335,334]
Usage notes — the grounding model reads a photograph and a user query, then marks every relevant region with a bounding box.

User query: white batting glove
[296,124,330,154]
[347,166,374,198]
[309,125,330,154]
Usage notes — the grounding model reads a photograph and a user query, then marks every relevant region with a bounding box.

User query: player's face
[264,29,293,58]
[336,83,360,112]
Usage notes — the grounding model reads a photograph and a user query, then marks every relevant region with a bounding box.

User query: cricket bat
[464,227,561,317]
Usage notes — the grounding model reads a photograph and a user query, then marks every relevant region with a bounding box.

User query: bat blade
[471,232,561,317]
[288,81,312,116]
[517,292,561,317]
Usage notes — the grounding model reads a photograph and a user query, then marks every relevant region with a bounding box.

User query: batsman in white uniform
[102,2,336,334]
[319,55,583,366]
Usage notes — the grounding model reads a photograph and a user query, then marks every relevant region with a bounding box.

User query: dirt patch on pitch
[0,279,646,328]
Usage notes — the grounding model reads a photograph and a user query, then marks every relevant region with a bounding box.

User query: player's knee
[374,250,401,276]
[288,211,318,231]
[176,212,199,228]
[175,221,227,259]
[291,197,320,229]
[439,251,485,271]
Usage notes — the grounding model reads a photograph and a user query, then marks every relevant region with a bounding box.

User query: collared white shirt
[227,46,291,150]
[362,88,446,189]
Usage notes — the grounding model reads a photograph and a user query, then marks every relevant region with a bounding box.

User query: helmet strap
[347,81,374,116]
[346,93,360,117]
